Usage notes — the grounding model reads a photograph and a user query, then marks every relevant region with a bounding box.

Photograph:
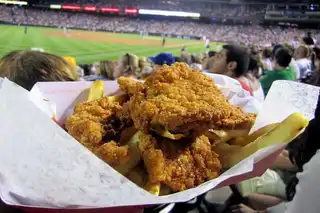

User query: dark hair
[248,56,259,72]
[306,47,320,85]
[248,55,261,78]
[272,44,283,55]
[262,48,272,58]
[286,94,320,200]
[191,55,201,64]
[79,64,92,76]
[175,56,188,63]
[223,44,250,78]
[297,45,309,58]
[313,46,320,59]
[208,51,216,58]
[274,48,292,68]
[174,56,183,62]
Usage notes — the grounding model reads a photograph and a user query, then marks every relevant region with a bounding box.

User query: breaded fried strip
[118,63,255,135]
[138,132,221,192]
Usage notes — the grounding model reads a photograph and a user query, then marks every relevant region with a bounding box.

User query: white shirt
[289,59,300,80]
[263,59,273,71]
[296,58,312,79]
[268,150,320,213]
[190,63,202,71]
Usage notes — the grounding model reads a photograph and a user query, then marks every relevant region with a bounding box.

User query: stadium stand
[0,5,319,45]
[1,1,320,212]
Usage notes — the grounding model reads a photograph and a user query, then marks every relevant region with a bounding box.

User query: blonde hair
[0,50,78,90]
[181,52,191,64]
[114,53,140,78]
[63,56,77,67]
[191,54,202,64]
[295,45,310,59]
[100,60,116,80]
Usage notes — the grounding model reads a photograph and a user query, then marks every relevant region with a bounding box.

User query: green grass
[0,25,223,64]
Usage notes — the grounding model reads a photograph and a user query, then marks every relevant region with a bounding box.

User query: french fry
[228,123,279,147]
[206,129,250,145]
[152,126,185,140]
[108,94,129,104]
[145,181,161,196]
[115,132,142,175]
[88,80,104,101]
[212,143,242,169]
[126,166,148,188]
[223,113,308,168]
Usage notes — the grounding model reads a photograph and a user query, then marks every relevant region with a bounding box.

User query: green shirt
[260,68,295,95]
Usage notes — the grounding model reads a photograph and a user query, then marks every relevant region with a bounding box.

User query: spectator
[260,48,295,95]
[231,92,320,213]
[261,48,273,71]
[247,56,265,102]
[210,44,263,98]
[100,60,117,80]
[294,45,312,80]
[149,53,175,71]
[302,32,315,46]
[190,54,203,70]
[208,51,217,58]
[114,53,140,79]
[273,44,300,80]
[137,57,153,79]
[0,50,78,90]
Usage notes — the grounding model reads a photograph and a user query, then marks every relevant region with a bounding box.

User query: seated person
[149,53,175,71]
[0,50,78,91]
[260,48,295,95]
[261,48,273,71]
[210,44,263,102]
[114,53,140,79]
[294,45,312,80]
[190,54,203,70]
[231,92,320,213]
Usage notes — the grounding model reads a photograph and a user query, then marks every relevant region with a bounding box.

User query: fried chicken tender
[118,63,256,136]
[96,142,130,167]
[138,132,221,192]
[117,77,145,95]
[65,97,133,168]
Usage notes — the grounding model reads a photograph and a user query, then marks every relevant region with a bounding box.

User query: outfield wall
[0,21,203,41]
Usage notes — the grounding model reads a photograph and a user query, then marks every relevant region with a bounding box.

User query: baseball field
[0,24,222,64]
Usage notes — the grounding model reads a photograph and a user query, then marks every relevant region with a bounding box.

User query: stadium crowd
[1,22,320,213]
[37,0,266,17]
[1,2,320,213]
[0,5,319,46]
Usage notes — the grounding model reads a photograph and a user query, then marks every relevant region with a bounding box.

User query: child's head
[274,48,292,69]
[0,50,77,90]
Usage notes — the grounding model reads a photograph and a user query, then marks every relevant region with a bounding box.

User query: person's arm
[272,150,295,171]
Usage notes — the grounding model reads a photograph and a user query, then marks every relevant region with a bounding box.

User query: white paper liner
[0,79,317,209]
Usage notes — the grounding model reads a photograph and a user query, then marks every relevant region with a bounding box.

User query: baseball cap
[149,53,175,66]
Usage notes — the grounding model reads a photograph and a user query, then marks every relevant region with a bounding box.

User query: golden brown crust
[117,77,145,95]
[96,142,130,167]
[118,63,255,135]
[138,132,221,192]
[65,97,132,167]
[66,97,121,145]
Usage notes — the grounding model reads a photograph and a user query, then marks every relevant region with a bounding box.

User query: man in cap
[149,53,175,71]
